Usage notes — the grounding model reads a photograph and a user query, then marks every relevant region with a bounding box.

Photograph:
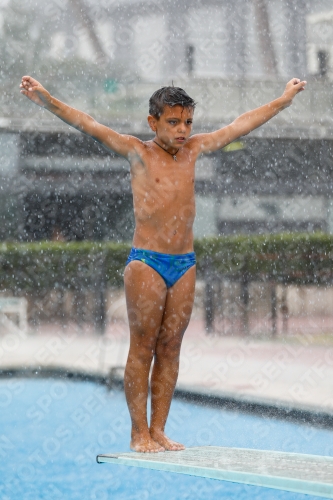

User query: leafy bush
[0,241,130,292]
[0,233,332,292]
[195,233,333,284]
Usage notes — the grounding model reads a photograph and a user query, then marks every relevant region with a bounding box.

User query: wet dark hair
[149,86,196,118]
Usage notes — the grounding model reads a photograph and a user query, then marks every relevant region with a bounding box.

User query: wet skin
[125,106,199,452]
[20,75,307,452]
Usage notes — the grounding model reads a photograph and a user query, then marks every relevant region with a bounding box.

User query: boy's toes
[170,441,186,451]
[150,430,185,451]
[164,439,185,451]
[130,436,165,453]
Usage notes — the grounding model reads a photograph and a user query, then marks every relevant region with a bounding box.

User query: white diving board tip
[97,446,333,499]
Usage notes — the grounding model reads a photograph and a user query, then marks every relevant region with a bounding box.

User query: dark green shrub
[0,241,130,291]
[0,233,332,292]
[194,233,333,284]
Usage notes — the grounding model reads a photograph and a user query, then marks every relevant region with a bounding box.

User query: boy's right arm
[20,76,140,158]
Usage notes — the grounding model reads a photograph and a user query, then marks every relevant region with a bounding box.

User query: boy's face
[148,105,194,148]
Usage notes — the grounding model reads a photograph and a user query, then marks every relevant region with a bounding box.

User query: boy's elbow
[227,122,245,141]
[86,117,102,137]
[88,116,98,129]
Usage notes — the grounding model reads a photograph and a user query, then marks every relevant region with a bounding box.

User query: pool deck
[1,319,333,421]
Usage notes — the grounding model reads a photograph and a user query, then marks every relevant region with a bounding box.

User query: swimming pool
[0,378,332,499]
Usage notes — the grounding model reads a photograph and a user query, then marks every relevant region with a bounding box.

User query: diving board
[97,446,333,498]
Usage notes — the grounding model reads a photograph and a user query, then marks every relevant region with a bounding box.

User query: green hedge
[0,233,332,292]
[0,241,130,291]
[195,233,333,283]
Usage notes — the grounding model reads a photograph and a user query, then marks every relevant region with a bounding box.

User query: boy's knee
[155,339,181,360]
[130,341,155,364]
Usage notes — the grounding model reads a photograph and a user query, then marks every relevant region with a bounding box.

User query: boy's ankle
[131,427,151,439]
[150,427,164,436]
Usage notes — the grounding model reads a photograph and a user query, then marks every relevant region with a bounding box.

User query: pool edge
[1,365,333,430]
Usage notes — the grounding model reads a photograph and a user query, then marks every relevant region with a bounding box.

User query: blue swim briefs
[126,247,196,288]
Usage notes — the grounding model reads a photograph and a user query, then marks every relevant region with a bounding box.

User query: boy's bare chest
[132,156,195,198]
[148,162,193,191]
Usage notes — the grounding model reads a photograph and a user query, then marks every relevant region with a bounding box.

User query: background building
[1,0,333,241]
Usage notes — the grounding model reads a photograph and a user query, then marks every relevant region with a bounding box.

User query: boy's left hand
[282,78,307,106]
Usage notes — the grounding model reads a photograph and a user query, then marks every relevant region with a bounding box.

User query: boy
[20,75,306,453]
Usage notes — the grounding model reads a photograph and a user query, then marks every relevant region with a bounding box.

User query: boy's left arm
[193,78,306,154]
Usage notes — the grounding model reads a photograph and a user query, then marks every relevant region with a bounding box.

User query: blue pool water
[0,378,332,500]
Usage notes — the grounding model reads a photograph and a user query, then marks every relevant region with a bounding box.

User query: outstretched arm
[20,76,140,158]
[193,78,307,154]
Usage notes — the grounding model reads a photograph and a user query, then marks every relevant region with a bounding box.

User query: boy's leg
[150,265,196,450]
[124,260,167,452]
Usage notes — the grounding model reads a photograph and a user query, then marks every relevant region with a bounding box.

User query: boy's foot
[150,430,185,451]
[130,434,165,453]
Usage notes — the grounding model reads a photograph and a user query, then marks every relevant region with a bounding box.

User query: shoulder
[132,139,159,158]
[121,134,145,150]
[187,128,232,155]
[120,134,147,159]
[186,134,209,156]
[127,136,151,151]
[92,125,146,159]
[127,138,154,167]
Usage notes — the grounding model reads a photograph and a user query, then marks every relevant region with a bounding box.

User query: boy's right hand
[20,76,51,108]
[20,75,140,158]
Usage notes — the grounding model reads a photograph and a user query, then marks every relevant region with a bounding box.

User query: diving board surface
[97,446,333,498]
